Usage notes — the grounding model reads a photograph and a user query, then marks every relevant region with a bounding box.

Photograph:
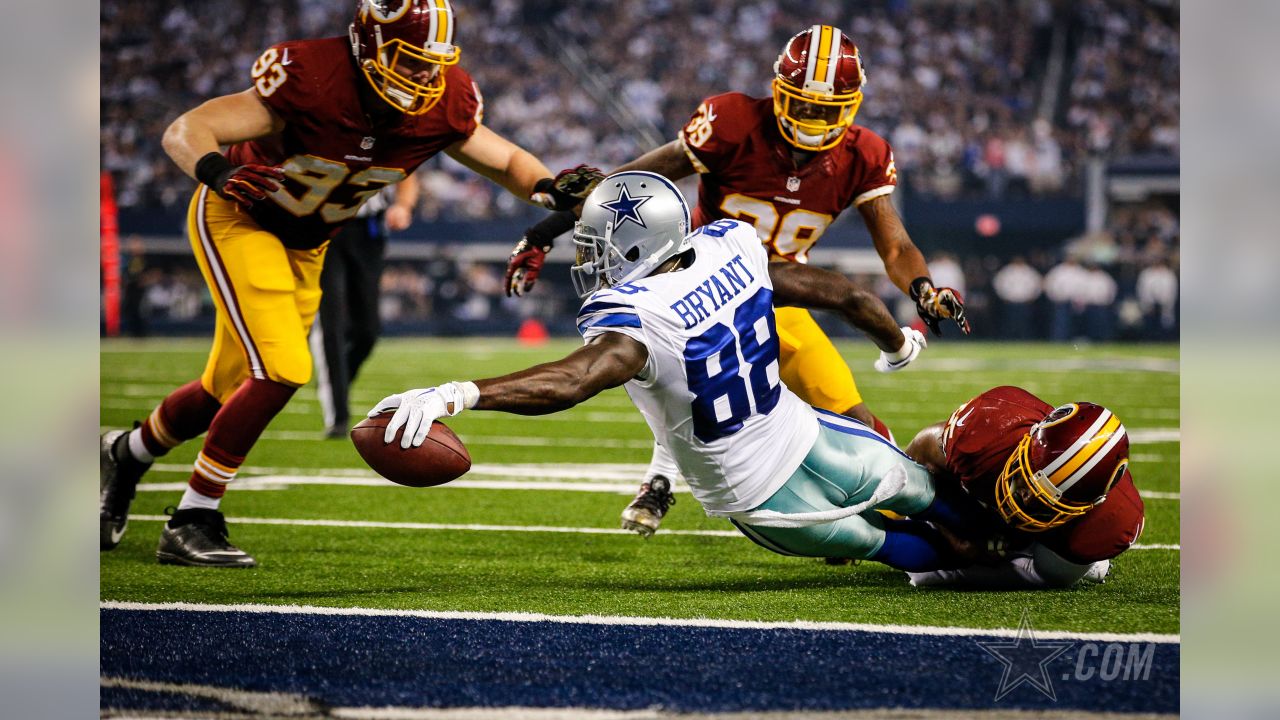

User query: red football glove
[529,164,605,212]
[910,277,971,336]
[505,237,550,297]
[214,164,285,210]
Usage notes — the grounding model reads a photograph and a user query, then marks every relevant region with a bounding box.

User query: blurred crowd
[871,201,1179,342]
[115,243,582,337]
[102,0,1179,218]
[114,198,1178,342]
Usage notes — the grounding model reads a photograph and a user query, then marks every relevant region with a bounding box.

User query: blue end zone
[101,608,1178,714]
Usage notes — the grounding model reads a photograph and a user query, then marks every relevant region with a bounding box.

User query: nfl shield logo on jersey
[786,176,801,192]
[361,136,376,150]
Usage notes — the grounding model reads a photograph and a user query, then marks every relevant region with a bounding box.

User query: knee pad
[263,345,314,388]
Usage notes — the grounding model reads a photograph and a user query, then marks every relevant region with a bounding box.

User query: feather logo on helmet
[365,0,411,23]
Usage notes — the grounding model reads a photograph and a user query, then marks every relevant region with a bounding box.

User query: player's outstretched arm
[446,125,554,203]
[769,261,927,372]
[162,89,285,180]
[473,332,647,415]
[767,261,901,344]
[859,195,970,336]
[369,333,648,448]
[611,140,698,181]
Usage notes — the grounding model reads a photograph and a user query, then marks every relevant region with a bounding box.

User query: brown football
[350,412,471,488]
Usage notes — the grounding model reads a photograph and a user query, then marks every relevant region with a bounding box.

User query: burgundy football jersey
[225,37,482,249]
[939,386,1146,564]
[678,92,897,262]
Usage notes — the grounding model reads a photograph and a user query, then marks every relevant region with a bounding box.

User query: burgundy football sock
[130,379,222,461]
[181,378,297,508]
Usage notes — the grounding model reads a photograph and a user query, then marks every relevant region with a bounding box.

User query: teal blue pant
[734,414,935,560]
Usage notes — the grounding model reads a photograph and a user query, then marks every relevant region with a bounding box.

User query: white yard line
[126,513,1178,551]
[104,425,1180,447]
[135,469,1179,500]
[100,599,1180,644]
[129,514,739,537]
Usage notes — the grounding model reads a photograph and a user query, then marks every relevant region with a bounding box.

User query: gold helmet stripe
[813,26,835,88]
[1038,408,1112,479]
[1054,419,1126,493]
[1046,413,1121,486]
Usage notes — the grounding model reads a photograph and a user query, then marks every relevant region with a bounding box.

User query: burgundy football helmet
[995,402,1131,532]
[349,0,460,115]
[772,25,867,151]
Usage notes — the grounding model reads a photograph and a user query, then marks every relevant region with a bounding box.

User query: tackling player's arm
[905,422,947,474]
[503,140,696,297]
[858,195,970,336]
[369,332,648,447]
[161,89,287,208]
[445,124,554,203]
[768,261,926,372]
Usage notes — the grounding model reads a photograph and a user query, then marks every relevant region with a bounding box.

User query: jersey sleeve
[941,386,1052,480]
[441,65,482,141]
[249,42,315,122]
[848,127,899,207]
[677,93,755,176]
[576,291,647,347]
[1043,471,1146,563]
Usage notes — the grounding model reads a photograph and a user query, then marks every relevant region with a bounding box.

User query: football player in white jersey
[370,172,970,571]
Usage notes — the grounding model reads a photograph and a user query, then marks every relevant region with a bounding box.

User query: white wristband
[456,381,481,410]
[886,334,914,362]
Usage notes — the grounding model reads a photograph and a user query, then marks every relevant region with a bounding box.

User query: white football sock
[177,487,221,511]
[127,428,156,464]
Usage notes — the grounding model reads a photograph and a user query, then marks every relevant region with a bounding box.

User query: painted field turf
[100,338,1179,715]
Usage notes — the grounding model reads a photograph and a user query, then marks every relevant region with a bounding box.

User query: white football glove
[874,327,927,373]
[368,381,479,449]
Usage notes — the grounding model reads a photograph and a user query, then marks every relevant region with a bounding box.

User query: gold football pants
[774,306,864,414]
[186,187,326,402]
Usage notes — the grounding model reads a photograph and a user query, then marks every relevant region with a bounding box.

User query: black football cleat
[156,507,257,568]
[620,476,677,538]
[100,428,152,551]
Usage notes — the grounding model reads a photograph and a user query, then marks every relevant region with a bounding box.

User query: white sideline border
[100,600,1180,644]
[125,514,1179,550]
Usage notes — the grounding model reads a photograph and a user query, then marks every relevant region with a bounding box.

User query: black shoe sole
[156,550,257,568]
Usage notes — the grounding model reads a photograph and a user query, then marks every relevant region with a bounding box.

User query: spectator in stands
[1136,258,1178,340]
[1081,262,1118,341]
[992,256,1043,340]
[102,0,1180,217]
[1044,256,1088,341]
[927,252,967,299]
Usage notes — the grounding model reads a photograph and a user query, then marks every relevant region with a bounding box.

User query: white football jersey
[577,219,819,514]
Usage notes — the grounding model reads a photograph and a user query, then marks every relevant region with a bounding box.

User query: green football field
[100,338,1179,636]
